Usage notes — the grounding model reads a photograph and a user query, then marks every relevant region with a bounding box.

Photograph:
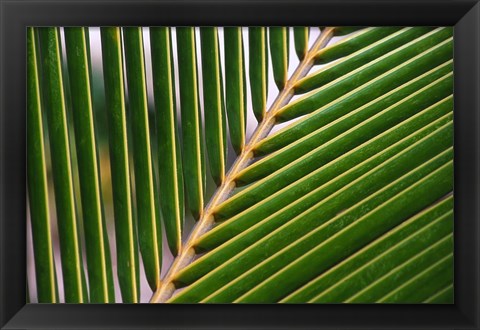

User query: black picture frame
[1,0,479,329]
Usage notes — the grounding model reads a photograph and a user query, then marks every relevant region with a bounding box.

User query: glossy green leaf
[257,58,453,157]
[64,27,115,303]
[377,253,453,303]
[37,27,88,303]
[236,74,452,186]
[216,75,452,221]
[294,27,309,60]
[150,27,185,256]
[123,27,162,291]
[424,284,453,303]
[283,196,453,302]
[313,218,452,303]
[199,102,452,252]
[236,162,453,303]
[201,27,227,185]
[269,27,290,90]
[176,27,206,220]
[277,28,452,122]
[224,27,247,154]
[27,27,58,303]
[298,27,434,94]
[29,26,454,305]
[100,27,140,302]
[249,27,268,122]
[171,122,452,300]
[314,27,402,64]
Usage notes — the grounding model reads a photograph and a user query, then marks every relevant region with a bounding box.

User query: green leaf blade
[217,75,453,221]
[313,217,453,303]
[377,253,453,303]
[27,27,58,303]
[150,27,185,256]
[283,196,453,302]
[123,27,162,291]
[64,27,115,303]
[224,27,247,155]
[237,161,453,303]
[207,151,452,303]
[277,28,453,122]
[296,27,434,94]
[170,122,452,302]
[423,284,453,303]
[269,27,290,90]
[181,137,452,290]
[37,27,88,303]
[201,27,227,186]
[314,27,402,64]
[256,59,453,157]
[200,102,452,253]
[237,73,453,186]
[294,27,309,60]
[100,27,140,302]
[249,27,269,122]
[176,27,206,220]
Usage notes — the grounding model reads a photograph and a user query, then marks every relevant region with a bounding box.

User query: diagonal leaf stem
[151,27,334,303]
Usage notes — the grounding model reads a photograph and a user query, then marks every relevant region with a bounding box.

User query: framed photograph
[1,0,479,329]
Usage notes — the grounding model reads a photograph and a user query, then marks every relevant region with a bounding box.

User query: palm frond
[28,26,453,304]
[162,26,453,303]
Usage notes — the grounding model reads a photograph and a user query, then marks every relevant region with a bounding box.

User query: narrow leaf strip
[224,27,247,154]
[423,284,453,303]
[269,27,290,90]
[170,123,451,299]
[27,27,58,303]
[100,27,139,302]
[237,74,452,185]
[150,27,185,256]
[123,27,162,291]
[257,61,453,156]
[297,27,433,94]
[345,233,452,303]
[294,27,309,60]
[236,162,453,303]
[282,196,453,302]
[378,253,453,303]
[200,27,227,185]
[312,216,452,303]
[195,109,452,258]
[207,152,452,303]
[314,27,401,64]
[176,27,205,220]
[277,28,452,122]
[64,27,115,303]
[249,27,268,122]
[37,27,87,303]
[217,75,453,221]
